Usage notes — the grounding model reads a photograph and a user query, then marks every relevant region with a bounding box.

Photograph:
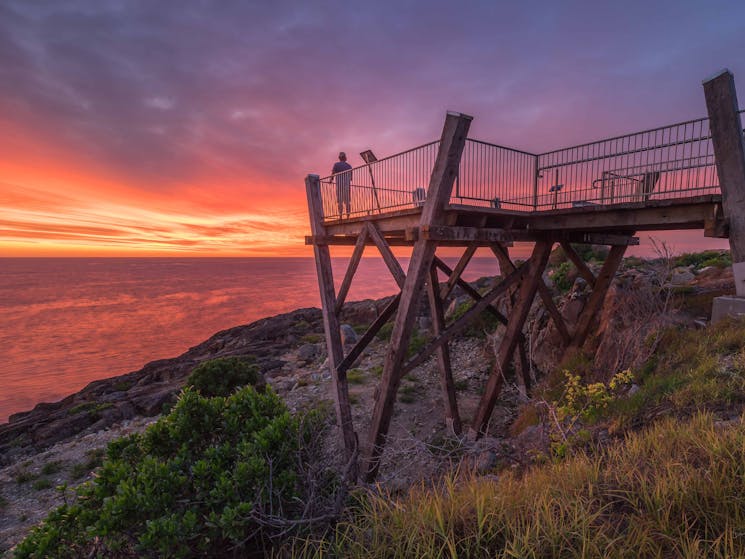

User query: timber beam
[469,240,553,439]
[363,111,473,482]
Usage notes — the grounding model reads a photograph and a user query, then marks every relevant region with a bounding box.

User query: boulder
[340,324,358,346]
[297,343,318,363]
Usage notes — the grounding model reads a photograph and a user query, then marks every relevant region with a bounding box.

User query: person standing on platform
[331,152,352,217]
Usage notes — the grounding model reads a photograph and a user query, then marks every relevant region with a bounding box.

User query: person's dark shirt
[332,161,352,175]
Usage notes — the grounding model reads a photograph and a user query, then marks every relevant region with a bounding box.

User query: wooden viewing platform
[305,70,745,482]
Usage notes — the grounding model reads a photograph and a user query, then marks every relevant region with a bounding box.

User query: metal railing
[531,116,719,210]
[319,142,439,220]
[453,139,537,210]
[317,111,744,221]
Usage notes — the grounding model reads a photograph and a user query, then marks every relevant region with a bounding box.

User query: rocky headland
[0,251,736,552]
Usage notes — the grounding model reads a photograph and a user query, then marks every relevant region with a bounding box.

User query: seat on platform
[635,171,661,202]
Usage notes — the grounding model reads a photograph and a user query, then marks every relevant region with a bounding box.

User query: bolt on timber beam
[362,111,473,482]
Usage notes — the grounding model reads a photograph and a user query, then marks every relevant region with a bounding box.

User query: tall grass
[291,412,745,558]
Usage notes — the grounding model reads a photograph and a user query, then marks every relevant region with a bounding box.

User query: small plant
[14,470,38,484]
[674,249,731,270]
[346,369,366,384]
[406,330,429,358]
[454,379,469,392]
[69,402,113,416]
[370,365,383,378]
[186,356,262,397]
[0,493,8,510]
[551,261,574,293]
[32,479,53,491]
[112,380,134,392]
[41,460,63,476]
[399,384,418,404]
[544,369,634,458]
[376,322,394,341]
[301,332,323,344]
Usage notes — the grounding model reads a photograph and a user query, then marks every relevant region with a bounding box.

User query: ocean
[0,257,510,423]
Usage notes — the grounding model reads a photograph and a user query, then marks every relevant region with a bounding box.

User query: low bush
[186,356,262,397]
[15,386,333,558]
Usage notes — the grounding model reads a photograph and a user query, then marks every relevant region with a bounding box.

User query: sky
[0,0,744,256]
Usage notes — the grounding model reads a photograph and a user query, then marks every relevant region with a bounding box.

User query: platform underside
[307,194,726,247]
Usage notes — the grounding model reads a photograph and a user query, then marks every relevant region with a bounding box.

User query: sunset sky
[1,0,744,256]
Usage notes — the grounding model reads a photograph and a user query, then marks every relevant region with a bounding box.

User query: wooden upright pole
[469,240,552,439]
[704,70,745,296]
[363,112,472,481]
[427,264,461,435]
[306,175,358,476]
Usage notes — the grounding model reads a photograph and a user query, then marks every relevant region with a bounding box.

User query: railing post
[704,70,745,297]
[533,155,539,211]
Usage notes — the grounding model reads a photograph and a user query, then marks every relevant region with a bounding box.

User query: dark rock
[340,324,358,346]
[475,450,498,473]
[297,343,318,363]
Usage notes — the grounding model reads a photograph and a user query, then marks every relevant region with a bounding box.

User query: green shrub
[15,386,325,558]
[186,356,262,397]
[674,249,731,270]
[376,322,394,341]
[551,261,574,293]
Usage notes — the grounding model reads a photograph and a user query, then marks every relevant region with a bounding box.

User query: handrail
[315,112,738,221]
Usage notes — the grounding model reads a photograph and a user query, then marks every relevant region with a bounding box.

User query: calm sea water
[0,257,509,422]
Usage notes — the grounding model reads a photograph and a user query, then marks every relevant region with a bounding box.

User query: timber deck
[305,70,745,482]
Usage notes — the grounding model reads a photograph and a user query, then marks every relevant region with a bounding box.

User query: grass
[398,384,418,404]
[14,470,38,484]
[69,402,113,416]
[301,332,323,344]
[674,249,731,270]
[604,318,745,429]
[112,380,134,392]
[293,412,745,558]
[346,369,366,385]
[454,378,469,391]
[70,448,107,480]
[40,460,63,476]
[31,479,53,491]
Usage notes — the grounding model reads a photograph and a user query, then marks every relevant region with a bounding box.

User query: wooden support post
[366,222,407,289]
[305,174,358,476]
[470,240,552,439]
[427,264,462,435]
[363,112,473,482]
[433,256,510,326]
[704,70,745,296]
[488,243,535,391]
[400,265,527,376]
[335,227,368,314]
[440,244,478,300]
[336,293,400,374]
[569,244,627,349]
[492,243,571,347]
[560,241,597,289]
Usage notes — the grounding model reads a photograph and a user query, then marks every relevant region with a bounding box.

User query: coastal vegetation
[9,249,745,557]
[14,380,335,558]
